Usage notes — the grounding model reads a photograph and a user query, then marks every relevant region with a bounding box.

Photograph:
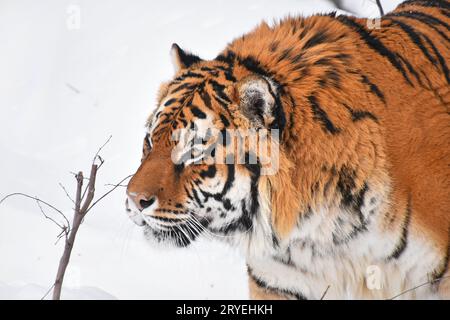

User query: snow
[340,0,403,18]
[0,0,402,299]
[0,281,116,300]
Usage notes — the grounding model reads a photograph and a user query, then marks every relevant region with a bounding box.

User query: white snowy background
[0,0,402,299]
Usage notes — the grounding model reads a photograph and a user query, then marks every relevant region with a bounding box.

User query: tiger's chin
[142,222,201,249]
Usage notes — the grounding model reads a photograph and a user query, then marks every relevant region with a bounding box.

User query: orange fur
[127,1,450,298]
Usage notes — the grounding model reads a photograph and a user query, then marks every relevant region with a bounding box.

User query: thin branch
[79,135,111,203]
[104,183,128,188]
[93,135,112,165]
[80,165,98,214]
[320,285,331,300]
[52,171,84,300]
[2,135,124,300]
[41,283,55,300]
[0,193,70,229]
[35,199,67,232]
[389,275,450,300]
[55,227,68,245]
[59,183,75,204]
[70,171,90,180]
[375,0,384,16]
[85,174,133,214]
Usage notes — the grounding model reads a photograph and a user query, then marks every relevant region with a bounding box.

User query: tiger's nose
[127,192,157,211]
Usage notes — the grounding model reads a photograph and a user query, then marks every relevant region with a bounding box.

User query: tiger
[126,0,450,299]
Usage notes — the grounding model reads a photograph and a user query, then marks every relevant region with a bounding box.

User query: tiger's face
[126,44,284,248]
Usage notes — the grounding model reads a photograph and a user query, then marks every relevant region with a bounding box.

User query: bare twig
[59,183,75,205]
[389,276,450,300]
[35,199,67,232]
[52,172,85,300]
[93,135,112,165]
[375,0,384,16]
[1,135,124,300]
[80,165,98,214]
[104,183,128,187]
[70,171,90,180]
[80,136,111,202]
[320,285,331,300]
[0,193,70,229]
[55,227,68,245]
[41,283,55,300]
[86,174,133,214]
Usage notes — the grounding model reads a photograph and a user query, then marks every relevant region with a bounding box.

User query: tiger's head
[126,44,292,251]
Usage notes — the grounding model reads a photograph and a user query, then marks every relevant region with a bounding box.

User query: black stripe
[190,105,207,119]
[220,164,235,196]
[388,11,450,43]
[217,51,272,82]
[431,229,450,284]
[199,89,212,109]
[191,187,204,208]
[421,34,450,83]
[302,31,329,50]
[336,166,357,208]
[164,98,177,106]
[398,10,450,31]
[390,15,450,83]
[396,53,426,87]
[386,18,438,67]
[199,165,216,179]
[239,200,253,231]
[399,0,450,10]
[332,180,370,246]
[360,74,386,104]
[247,267,308,300]
[262,77,286,135]
[313,57,334,66]
[290,52,305,65]
[174,163,184,177]
[269,40,280,52]
[215,50,236,65]
[223,70,237,82]
[174,71,204,81]
[343,104,379,123]
[219,113,230,127]
[277,48,293,62]
[209,79,232,103]
[386,195,413,260]
[354,183,369,224]
[308,95,341,134]
[244,160,261,217]
[200,66,215,72]
[336,15,414,86]
[238,55,272,78]
[170,82,195,94]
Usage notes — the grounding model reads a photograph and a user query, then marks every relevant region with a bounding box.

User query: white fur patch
[246,182,444,299]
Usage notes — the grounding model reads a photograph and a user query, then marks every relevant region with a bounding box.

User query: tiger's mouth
[125,198,210,247]
[143,214,210,247]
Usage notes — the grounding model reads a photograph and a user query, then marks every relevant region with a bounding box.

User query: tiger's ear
[170,43,203,73]
[236,75,283,129]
